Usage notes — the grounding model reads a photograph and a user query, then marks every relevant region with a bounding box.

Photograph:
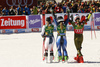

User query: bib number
[74,29,83,34]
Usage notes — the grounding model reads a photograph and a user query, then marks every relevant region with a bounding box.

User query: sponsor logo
[84,26,91,30]
[29,19,41,25]
[14,30,18,33]
[2,30,13,33]
[6,0,33,6]
[1,18,25,27]
[16,29,25,33]
[95,17,100,22]
[2,30,6,33]
[32,28,39,32]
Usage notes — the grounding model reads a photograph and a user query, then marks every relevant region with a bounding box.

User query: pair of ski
[43,56,68,63]
[42,37,68,63]
[42,48,68,63]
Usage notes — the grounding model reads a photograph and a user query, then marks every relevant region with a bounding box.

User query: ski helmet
[46,17,51,24]
[74,14,80,21]
[57,16,64,23]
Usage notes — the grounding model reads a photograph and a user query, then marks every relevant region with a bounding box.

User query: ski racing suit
[41,24,55,56]
[69,13,92,56]
[54,16,69,57]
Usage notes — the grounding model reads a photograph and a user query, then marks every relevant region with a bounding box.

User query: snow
[0,31,100,67]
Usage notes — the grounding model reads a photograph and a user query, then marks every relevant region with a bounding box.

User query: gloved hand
[69,15,73,21]
[80,15,86,23]
[50,16,53,23]
[86,11,92,21]
[64,15,68,21]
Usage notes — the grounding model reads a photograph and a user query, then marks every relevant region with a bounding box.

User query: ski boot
[78,56,84,63]
[50,51,54,63]
[74,54,79,61]
[43,50,48,63]
[62,56,69,62]
[58,56,62,62]
[64,56,69,61]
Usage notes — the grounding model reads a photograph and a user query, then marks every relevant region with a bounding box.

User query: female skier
[69,12,92,63]
[41,17,55,63]
[53,12,69,62]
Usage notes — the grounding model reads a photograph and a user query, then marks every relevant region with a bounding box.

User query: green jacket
[33,7,38,15]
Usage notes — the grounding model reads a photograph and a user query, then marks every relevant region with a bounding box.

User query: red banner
[0,16,26,29]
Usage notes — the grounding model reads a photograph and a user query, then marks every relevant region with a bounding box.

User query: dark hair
[46,17,51,24]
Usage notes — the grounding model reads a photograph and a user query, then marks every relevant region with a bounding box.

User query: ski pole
[92,17,96,39]
[91,20,93,39]
[42,38,45,60]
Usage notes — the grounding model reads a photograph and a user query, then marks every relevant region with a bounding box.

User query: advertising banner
[94,13,100,26]
[28,15,41,28]
[1,29,13,33]
[14,29,26,33]
[0,16,26,29]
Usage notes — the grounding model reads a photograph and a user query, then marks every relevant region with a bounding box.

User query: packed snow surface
[0,31,100,67]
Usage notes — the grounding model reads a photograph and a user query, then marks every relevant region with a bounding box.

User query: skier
[53,12,69,62]
[41,17,55,63]
[69,12,92,63]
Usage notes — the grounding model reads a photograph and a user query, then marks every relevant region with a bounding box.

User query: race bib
[74,28,83,34]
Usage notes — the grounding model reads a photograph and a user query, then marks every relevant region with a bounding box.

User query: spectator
[45,4,52,14]
[98,7,100,12]
[30,8,33,15]
[55,4,62,13]
[15,8,18,15]
[32,6,38,15]
[2,7,9,16]
[66,5,70,13]
[38,6,43,14]
[81,6,85,13]
[17,5,23,15]
[78,8,83,13]
[9,6,15,15]
[24,5,31,15]
[92,7,96,13]
[84,8,90,13]
[0,5,2,16]
[1,0,100,16]
[96,8,99,12]
[62,4,67,13]
[72,3,78,13]
[52,4,55,12]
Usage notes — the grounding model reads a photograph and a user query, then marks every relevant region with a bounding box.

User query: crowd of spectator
[0,1,100,16]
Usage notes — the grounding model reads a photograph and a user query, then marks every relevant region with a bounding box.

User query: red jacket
[55,7,61,13]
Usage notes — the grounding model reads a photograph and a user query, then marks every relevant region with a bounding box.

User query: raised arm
[52,11,58,26]
[64,15,69,26]
[85,13,92,23]
[81,13,92,25]
[68,13,75,27]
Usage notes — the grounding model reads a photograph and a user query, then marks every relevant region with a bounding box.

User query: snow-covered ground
[0,31,100,67]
